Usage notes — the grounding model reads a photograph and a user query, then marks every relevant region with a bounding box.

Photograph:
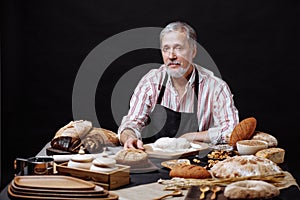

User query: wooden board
[14,175,95,190]
[56,162,130,190]
[8,185,119,200]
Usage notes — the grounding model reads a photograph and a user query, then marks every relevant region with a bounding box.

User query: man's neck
[171,64,193,87]
[171,64,194,98]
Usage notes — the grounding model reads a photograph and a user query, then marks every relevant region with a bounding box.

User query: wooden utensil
[153,190,183,200]
[199,185,210,199]
[210,186,221,200]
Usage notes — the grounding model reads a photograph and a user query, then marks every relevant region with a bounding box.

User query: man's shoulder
[142,64,166,81]
[195,64,226,85]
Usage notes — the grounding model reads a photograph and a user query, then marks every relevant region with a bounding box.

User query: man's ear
[192,46,197,58]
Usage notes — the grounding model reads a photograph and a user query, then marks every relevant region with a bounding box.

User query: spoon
[199,185,210,199]
[210,185,221,200]
[153,190,183,200]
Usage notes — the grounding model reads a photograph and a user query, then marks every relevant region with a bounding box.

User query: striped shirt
[118,64,239,144]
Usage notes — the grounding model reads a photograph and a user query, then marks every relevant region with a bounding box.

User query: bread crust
[210,155,282,178]
[224,180,280,199]
[115,149,148,167]
[169,165,211,179]
[251,131,278,147]
[255,147,285,164]
[82,127,120,153]
[229,117,257,147]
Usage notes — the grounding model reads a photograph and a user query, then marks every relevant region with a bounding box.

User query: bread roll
[169,165,211,179]
[255,147,285,164]
[251,131,278,147]
[229,117,257,148]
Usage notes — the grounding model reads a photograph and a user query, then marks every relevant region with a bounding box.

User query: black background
[1,0,299,190]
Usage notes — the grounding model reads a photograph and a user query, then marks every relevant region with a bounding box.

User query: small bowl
[237,140,268,155]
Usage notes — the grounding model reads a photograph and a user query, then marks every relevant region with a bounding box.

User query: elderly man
[118,21,239,149]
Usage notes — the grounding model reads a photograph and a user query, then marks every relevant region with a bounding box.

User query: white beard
[166,65,189,78]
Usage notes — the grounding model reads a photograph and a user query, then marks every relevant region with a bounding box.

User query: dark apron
[142,70,199,144]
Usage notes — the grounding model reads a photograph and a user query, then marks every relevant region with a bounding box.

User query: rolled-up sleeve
[208,83,239,144]
[117,74,156,140]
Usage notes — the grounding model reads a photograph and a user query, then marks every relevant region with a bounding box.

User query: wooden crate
[56,162,130,190]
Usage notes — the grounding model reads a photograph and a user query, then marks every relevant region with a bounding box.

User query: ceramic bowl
[237,140,268,155]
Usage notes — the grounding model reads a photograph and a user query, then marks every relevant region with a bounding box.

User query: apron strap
[194,68,199,114]
[157,74,168,104]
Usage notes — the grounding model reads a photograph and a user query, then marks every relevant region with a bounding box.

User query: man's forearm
[180,131,210,143]
[120,129,137,145]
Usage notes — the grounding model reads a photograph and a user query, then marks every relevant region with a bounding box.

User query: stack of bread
[160,117,286,199]
[50,120,120,154]
[228,117,285,164]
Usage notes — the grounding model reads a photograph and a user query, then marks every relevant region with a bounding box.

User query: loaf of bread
[251,131,278,147]
[82,127,120,153]
[51,120,93,153]
[50,120,120,153]
[255,147,285,164]
[169,165,211,179]
[229,117,257,148]
[115,149,149,167]
[224,180,280,199]
[210,155,282,178]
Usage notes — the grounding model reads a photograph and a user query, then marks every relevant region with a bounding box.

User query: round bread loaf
[229,117,257,148]
[255,147,285,164]
[251,131,278,147]
[224,180,280,199]
[115,149,148,167]
[210,155,282,178]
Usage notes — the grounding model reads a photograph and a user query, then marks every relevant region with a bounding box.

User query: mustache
[166,61,182,66]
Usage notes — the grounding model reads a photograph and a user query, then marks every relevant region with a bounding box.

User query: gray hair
[160,21,197,48]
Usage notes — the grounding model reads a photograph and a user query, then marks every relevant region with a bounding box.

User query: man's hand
[120,129,145,150]
[123,138,145,150]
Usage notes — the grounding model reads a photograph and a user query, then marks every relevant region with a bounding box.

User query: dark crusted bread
[50,120,120,153]
[229,117,257,148]
[169,164,211,179]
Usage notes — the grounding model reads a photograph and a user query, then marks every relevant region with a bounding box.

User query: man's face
[161,31,196,78]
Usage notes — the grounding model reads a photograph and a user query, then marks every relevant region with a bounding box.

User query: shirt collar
[166,64,198,90]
